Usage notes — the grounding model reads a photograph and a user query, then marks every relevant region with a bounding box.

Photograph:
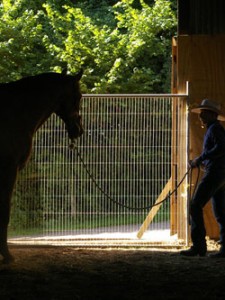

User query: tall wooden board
[177,35,225,239]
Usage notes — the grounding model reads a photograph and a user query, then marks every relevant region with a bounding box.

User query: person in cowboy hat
[180,99,225,257]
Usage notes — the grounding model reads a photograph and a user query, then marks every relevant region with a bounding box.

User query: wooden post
[171,37,178,235]
[137,178,172,239]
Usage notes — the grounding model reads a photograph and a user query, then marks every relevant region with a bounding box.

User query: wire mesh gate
[9,93,189,246]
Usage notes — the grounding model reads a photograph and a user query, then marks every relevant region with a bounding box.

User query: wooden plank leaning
[137,177,172,239]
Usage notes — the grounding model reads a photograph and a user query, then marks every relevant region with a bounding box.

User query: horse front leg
[0,213,14,264]
[0,162,18,264]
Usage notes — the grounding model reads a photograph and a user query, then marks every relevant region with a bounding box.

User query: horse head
[55,69,84,147]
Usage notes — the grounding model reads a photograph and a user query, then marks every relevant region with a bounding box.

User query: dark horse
[0,69,83,263]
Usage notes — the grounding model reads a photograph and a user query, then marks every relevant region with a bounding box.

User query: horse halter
[65,113,83,139]
[69,139,76,150]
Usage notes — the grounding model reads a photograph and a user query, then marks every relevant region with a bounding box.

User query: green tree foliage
[0,0,176,92]
[1,0,177,232]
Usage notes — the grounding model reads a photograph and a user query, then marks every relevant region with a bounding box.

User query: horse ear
[62,68,67,75]
[75,69,83,81]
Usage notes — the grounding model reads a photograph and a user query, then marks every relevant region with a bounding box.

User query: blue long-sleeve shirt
[199,120,225,171]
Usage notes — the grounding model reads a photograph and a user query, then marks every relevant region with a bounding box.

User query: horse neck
[3,75,64,135]
[27,102,58,134]
[17,91,60,135]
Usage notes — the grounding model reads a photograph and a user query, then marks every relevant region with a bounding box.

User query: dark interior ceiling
[178,0,225,35]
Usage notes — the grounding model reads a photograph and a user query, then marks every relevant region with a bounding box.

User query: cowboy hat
[191,99,225,121]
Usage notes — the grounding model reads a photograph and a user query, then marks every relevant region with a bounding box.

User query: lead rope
[70,141,193,211]
[187,165,201,224]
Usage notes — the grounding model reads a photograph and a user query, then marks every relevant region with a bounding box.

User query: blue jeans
[190,169,225,251]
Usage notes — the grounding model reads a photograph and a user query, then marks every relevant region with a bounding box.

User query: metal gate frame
[9,92,189,247]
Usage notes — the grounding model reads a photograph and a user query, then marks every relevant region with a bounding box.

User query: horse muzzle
[66,116,84,145]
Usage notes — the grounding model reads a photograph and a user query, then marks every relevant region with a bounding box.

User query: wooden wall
[177,35,225,239]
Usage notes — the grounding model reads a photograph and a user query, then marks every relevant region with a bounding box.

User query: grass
[8,210,170,238]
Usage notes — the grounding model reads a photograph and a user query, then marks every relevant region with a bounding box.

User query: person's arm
[200,125,225,160]
[190,124,225,168]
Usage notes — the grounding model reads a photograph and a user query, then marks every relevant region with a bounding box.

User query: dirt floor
[0,242,225,300]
